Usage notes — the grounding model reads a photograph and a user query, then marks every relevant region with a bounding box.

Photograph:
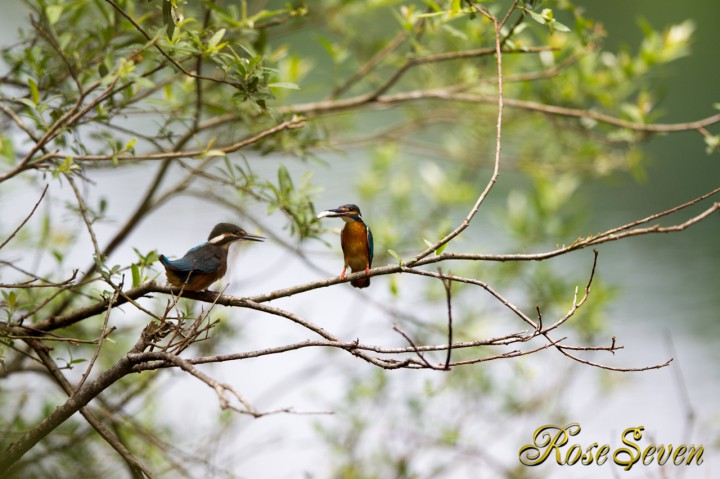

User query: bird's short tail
[351,277,370,288]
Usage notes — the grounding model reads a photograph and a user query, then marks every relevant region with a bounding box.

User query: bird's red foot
[365,265,370,276]
[340,267,347,280]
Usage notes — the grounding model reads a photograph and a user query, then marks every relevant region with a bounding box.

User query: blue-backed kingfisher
[317,204,374,288]
[159,223,264,292]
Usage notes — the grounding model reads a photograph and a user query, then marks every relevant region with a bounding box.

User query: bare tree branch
[40,116,306,163]
[21,339,151,478]
[0,353,135,471]
[441,270,453,370]
[409,6,505,263]
[0,270,77,290]
[0,184,48,251]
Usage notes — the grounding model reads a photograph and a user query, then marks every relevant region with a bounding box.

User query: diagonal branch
[408,6,505,263]
[0,184,48,251]
[42,116,306,163]
[20,339,150,478]
[0,354,135,471]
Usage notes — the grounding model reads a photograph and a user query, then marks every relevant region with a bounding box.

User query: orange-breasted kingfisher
[159,223,264,292]
[317,204,374,288]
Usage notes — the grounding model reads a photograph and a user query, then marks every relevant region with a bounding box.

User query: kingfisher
[159,223,264,292]
[316,204,373,288]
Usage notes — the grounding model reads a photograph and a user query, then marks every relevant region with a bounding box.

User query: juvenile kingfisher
[317,204,373,288]
[159,223,264,292]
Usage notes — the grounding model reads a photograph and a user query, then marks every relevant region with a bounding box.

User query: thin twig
[393,322,440,370]
[0,185,48,251]
[0,103,41,143]
[42,116,306,163]
[29,15,82,93]
[329,18,415,99]
[665,334,696,444]
[74,288,118,393]
[0,270,77,289]
[441,269,453,370]
[408,6,505,263]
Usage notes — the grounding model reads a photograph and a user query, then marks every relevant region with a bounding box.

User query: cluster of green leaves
[0,2,324,473]
[0,0,327,311]
[1,0,320,213]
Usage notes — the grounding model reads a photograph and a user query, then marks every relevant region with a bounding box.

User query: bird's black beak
[316,208,345,219]
[238,233,265,242]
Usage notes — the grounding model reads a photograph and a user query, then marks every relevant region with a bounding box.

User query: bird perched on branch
[159,223,264,292]
[317,204,374,288]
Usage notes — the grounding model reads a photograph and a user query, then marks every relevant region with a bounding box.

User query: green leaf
[5,291,16,310]
[131,263,141,287]
[162,0,175,38]
[425,238,448,255]
[268,82,300,90]
[704,135,719,154]
[389,276,399,297]
[277,165,294,197]
[388,249,402,264]
[207,28,226,50]
[441,24,468,41]
[45,5,63,25]
[28,78,40,105]
[0,135,15,160]
[134,77,156,89]
[527,10,546,25]
[553,20,571,33]
[203,149,226,158]
[17,98,36,110]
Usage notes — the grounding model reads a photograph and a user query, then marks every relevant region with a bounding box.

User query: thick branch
[20,339,149,478]
[0,355,135,472]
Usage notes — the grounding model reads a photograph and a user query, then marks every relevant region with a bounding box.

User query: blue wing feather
[160,243,222,274]
[186,242,207,254]
[366,225,374,268]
